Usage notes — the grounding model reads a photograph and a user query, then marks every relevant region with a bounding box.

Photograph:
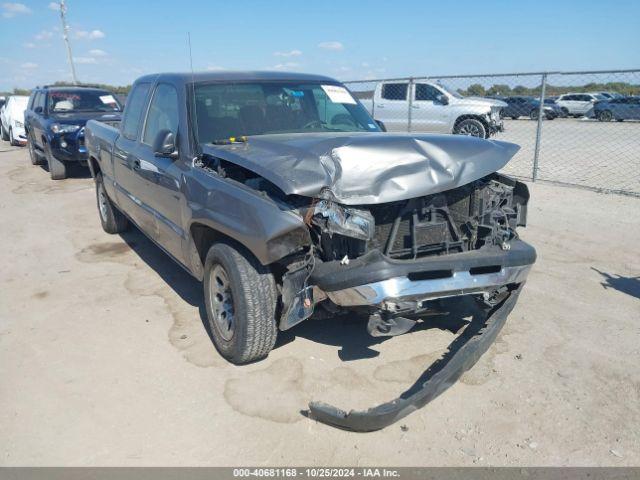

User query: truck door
[411,83,450,133]
[112,82,155,233]
[374,82,409,132]
[136,82,185,261]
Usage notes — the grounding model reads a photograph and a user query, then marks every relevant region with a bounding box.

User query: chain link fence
[344,69,640,196]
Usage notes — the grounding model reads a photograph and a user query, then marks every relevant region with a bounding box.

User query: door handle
[377,104,385,108]
[411,105,420,109]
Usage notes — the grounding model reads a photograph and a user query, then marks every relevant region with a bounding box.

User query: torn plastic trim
[306,284,523,432]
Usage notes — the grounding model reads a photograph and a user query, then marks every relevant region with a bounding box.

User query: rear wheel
[95,172,129,234]
[597,110,613,122]
[204,242,277,364]
[453,118,486,138]
[45,143,67,180]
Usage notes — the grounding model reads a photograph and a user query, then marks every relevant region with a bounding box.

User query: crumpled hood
[202,132,520,205]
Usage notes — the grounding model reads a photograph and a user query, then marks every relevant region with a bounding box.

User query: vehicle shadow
[38,162,92,179]
[592,267,640,300]
[117,229,214,342]
[114,227,480,363]
[278,300,476,362]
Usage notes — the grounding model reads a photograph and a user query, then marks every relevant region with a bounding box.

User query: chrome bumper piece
[325,264,532,307]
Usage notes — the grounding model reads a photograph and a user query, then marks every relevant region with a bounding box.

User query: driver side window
[415,84,441,102]
[143,83,179,145]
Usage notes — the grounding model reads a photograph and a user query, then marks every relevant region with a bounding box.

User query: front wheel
[453,118,487,138]
[28,134,43,165]
[45,143,67,180]
[204,242,278,364]
[0,123,8,141]
[95,172,129,233]
[529,109,539,121]
[597,110,613,122]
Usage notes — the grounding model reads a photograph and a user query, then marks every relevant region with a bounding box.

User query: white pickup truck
[358,81,506,138]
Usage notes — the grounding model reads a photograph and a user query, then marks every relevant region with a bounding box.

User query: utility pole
[59,0,79,84]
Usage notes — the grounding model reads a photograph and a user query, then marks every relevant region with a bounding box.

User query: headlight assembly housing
[313,200,374,241]
[51,123,80,134]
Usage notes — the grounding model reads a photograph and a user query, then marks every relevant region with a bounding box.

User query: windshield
[436,83,463,99]
[48,90,122,113]
[193,82,379,143]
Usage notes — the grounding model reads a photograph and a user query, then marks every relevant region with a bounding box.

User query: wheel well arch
[88,155,101,178]
[453,114,490,133]
[189,222,257,269]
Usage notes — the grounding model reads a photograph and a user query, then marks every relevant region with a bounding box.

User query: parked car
[1,95,29,146]
[555,93,606,117]
[24,86,122,179]
[358,81,505,138]
[85,71,535,431]
[592,96,640,122]
[492,96,558,120]
[543,97,568,118]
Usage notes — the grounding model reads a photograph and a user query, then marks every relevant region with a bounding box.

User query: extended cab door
[112,82,154,232]
[411,83,450,133]
[373,82,409,132]
[135,82,185,261]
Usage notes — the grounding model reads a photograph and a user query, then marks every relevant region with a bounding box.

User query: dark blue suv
[24,86,122,179]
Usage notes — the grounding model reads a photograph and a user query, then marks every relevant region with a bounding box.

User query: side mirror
[437,94,449,105]
[375,119,387,132]
[153,129,178,159]
[34,106,43,114]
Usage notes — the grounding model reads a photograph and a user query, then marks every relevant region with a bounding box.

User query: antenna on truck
[187,32,201,161]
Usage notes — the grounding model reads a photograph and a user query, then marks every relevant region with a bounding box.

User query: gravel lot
[0,142,639,466]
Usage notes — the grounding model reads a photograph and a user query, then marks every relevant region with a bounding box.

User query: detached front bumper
[306,241,534,431]
[308,283,524,431]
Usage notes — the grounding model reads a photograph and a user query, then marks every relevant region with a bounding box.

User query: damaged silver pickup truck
[85,71,536,431]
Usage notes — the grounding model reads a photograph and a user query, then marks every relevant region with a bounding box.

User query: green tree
[466,83,486,96]
[487,84,512,96]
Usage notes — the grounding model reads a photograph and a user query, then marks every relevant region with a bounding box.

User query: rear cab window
[381,83,408,101]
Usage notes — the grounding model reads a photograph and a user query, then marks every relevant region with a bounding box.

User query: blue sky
[1,0,639,91]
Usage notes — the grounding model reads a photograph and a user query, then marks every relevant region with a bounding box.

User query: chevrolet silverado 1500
[358,80,506,137]
[85,71,535,431]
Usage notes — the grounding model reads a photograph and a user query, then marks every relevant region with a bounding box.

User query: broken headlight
[313,200,374,241]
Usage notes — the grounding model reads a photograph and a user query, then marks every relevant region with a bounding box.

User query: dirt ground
[0,143,638,466]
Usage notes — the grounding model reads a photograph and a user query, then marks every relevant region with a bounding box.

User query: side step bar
[307,285,523,432]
